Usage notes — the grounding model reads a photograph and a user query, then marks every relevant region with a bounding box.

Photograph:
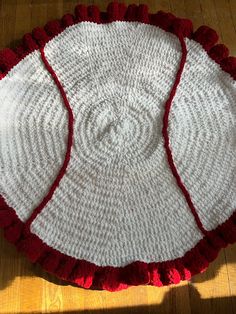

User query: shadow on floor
[2,285,236,314]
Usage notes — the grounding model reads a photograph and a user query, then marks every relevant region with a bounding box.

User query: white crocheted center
[1,22,236,267]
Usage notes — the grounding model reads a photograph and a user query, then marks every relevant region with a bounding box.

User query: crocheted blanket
[0,2,236,291]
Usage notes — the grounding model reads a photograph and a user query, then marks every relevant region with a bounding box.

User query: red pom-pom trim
[16,234,45,262]
[0,48,19,72]
[148,263,163,287]
[154,11,176,31]
[70,260,97,289]
[171,18,193,38]
[44,20,63,37]
[193,25,219,51]
[32,27,50,47]
[125,4,138,22]
[88,5,101,24]
[22,33,39,52]
[4,220,23,244]
[40,250,62,273]
[107,2,128,22]
[208,44,229,63]
[0,2,234,81]
[0,196,236,291]
[107,2,120,22]
[137,4,149,24]
[74,4,89,22]
[61,14,75,28]
[0,209,16,227]
[220,57,236,77]
[119,261,150,286]
[14,45,26,58]
[54,256,77,280]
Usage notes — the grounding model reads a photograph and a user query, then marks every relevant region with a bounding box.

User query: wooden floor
[0,0,236,313]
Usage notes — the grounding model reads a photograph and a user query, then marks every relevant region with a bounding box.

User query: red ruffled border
[1,2,236,292]
[0,3,235,81]
[1,194,236,291]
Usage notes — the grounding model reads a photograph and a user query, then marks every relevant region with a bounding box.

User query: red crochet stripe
[24,47,74,229]
[162,35,208,236]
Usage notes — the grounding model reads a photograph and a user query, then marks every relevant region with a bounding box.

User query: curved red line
[25,47,74,229]
[162,35,208,236]
[26,37,207,237]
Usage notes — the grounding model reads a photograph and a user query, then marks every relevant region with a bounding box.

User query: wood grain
[0,0,236,313]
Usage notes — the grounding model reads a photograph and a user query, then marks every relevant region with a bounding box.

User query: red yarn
[193,25,219,51]
[44,20,62,37]
[206,232,227,249]
[61,14,75,28]
[171,18,193,38]
[183,248,209,275]
[4,220,23,243]
[41,251,62,273]
[107,2,120,21]
[54,256,77,280]
[71,260,97,289]
[160,261,181,285]
[0,209,16,227]
[174,260,191,281]
[107,2,128,22]
[0,3,233,80]
[154,11,176,31]
[162,34,208,236]
[148,263,163,286]
[24,47,74,229]
[125,4,138,21]
[209,44,229,63]
[1,2,236,291]
[220,220,236,243]
[14,45,26,58]
[137,4,149,24]
[0,196,7,208]
[75,4,89,22]
[0,196,236,290]
[231,70,236,80]
[220,57,236,75]
[117,3,127,20]
[120,261,149,285]
[22,33,39,52]
[0,48,19,72]
[32,27,50,47]
[16,234,45,262]
[198,238,218,262]
[88,5,101,23]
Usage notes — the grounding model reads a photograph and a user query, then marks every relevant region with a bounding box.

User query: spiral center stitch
[23,32,207,238]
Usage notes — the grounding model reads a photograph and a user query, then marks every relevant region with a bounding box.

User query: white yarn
[0,21,236,267]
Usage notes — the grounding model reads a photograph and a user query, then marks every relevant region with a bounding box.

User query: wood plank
[213,0,236,54]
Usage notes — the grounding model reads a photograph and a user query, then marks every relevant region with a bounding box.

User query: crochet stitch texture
[0,2,236,291]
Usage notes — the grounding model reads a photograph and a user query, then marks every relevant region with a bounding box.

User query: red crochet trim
[0,3,235,80]
[1,194,236,291]
[1,2,236,292]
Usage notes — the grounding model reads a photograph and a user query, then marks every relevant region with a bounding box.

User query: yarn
[0,2,236,292]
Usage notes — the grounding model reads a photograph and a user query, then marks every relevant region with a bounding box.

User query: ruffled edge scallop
[0,2,235,80]
[1,194,236,291]
[1,2,236,292]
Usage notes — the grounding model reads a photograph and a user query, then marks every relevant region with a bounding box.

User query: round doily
[0,2,236,291]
